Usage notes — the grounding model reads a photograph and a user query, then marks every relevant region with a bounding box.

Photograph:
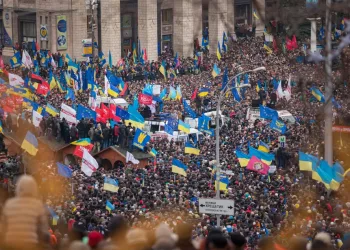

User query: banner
[3,10,12,46]
[82,148,99,176]
[138,93,153,105]
[40,25,48,41]
[82,39,92,57]
[57,15,67,50]
[8,73,24,86]
[73,144,93,158]
[60,103,77,125]
[32,110,43,127]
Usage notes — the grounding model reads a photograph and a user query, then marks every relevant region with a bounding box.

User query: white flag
[104,75,109,96]
[22,50,33,68]
[8,73,24,86]
[32,110,43,127]
[60,103,77,126]
[82,148,99,176]
[50,56,57,68]
[126,151,140,165]
[277,80,291,101]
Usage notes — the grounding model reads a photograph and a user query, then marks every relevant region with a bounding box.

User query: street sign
[278,136,286,147]
[199,198,234,215]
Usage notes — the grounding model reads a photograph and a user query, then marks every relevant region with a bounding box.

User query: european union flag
[259,105,278,120]
[116,107,130,120]
[165,124,174,135]
[77,104,97,121]
[221,68,228,91]
[56,162,72,178]
[183,100,196,118]
[167,117,178,130]
[270,117,287,134]
[132,128,151,150]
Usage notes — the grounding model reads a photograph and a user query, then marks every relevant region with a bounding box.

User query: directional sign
[199,198,234,215]
[278,136,286,148]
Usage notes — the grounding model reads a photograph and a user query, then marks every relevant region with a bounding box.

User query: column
[173,0,194,58]
[253,0,265,37]
[308,18,318,53]
[209,0,227,54]
[227,0,235,36]
[192,0,202,41]
[50,14,57,53]
[138,0,158,62]
[71,0,88,60]
[101,0,121,61]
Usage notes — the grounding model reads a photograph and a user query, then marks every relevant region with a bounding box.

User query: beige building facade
[0,0,265,62]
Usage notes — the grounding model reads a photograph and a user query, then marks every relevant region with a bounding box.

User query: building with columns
[0,0,265,62]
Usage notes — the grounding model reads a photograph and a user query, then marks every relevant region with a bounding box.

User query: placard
[40,25,48,41]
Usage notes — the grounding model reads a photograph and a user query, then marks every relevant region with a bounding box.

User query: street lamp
[215,66,266,227]
[85,0,98,58]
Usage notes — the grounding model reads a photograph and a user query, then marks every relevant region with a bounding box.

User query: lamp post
[85,0,98,59]
[215,66,266,227]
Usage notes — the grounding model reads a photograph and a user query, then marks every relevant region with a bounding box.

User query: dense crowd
[0,32,350,250]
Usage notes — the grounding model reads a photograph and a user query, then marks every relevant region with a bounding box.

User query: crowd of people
[0,29,349,250]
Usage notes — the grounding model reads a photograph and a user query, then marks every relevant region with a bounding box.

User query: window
[162,9,172,25]
[0,20,4,47]
[22,22,36,42]
[235,4,251,25]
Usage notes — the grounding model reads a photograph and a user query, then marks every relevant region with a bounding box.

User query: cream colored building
[0,0,265,62]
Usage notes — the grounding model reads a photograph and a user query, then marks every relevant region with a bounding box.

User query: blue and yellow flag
[21,131,38,156]
[310,87,325,103]
[103,177,119,193]
[249,146,274,165]
[185,141,200,155]
[125,106,145,129]
[49,71,57,90]
[68,61,78,73]
[217,42,222,60]
[222,32,228,52]
[299,151,319,171]
[198,88,210,97]
[176,86,182,101]
[159,61,167,80]
[10,52,22,68]
[107,84,120,98]
[258,141,269,153]
[132,128,150,150]
[236,149,250,167]
[172,158,188,177]
[0,121,3,134]
[71,138,91,146]
[99,51,106,67]
[45,104,59,117]
[212,64,221,78]
[215,174,229,191]
[106,200,115,212]
[150,148,158,157]
[270,117,287,134]
[198,114,214,136]
[178,120,190,133]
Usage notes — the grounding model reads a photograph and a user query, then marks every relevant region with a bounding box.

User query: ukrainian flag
[71,138,91,146]
[107,84,120,97]
[150,148,158,157]
[256,80,262,92]
[106,200,115,212]
[264,44,273,54]
[0,121,3,134]
[21,131,38,156]
[212,64,221,78]
[49,72,57,90]
[236,149,250,167]
[172,158,188,177]
[215,175,229,191]
[258,141,269,153]
[99,51,106,67]
[68,61,78,73]
[103,177,119,193]
[253,10,260,19]
[176,86,182,101]
[57,78,66,92]
[185,141,200,155]
[310,87,325,103]
[178,120,190,134]
[65,53,72,63]
[299,151,318,171]
[125,106,145,129]
[45,104,59,117]
[249,146,274,165]
[217,42,222,60]
[159,62,167,80]
[198,88,210,97]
